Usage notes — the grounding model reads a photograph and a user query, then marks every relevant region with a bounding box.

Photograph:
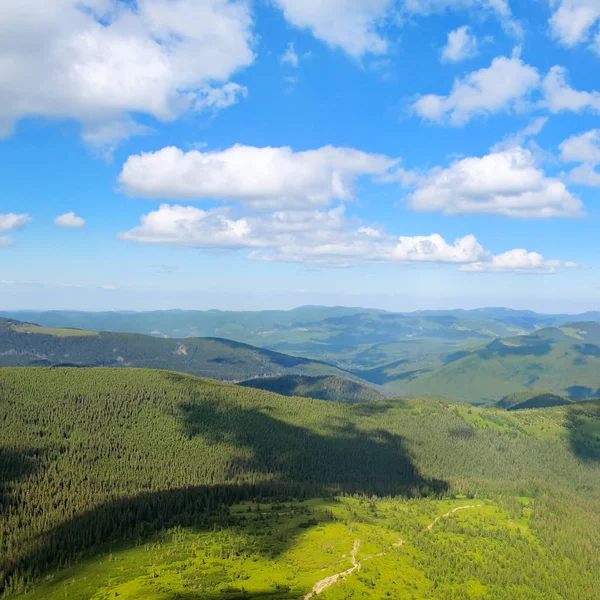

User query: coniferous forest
[1,367,599,598]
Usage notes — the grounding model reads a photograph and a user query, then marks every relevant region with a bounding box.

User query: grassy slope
[0,318,354,382]
[238,374,385,403]
[496,390,574,411]
[1,368,599,598]
[387,323,600,403]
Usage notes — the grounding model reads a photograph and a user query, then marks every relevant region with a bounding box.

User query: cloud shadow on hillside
[179,400,445,497]
[0,447,38,508]
[565,402,600,462]
[3,401,446,594]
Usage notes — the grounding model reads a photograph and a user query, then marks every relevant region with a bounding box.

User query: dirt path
[304,540,360,599]
[426,505,482,532]
[303,504,482,598]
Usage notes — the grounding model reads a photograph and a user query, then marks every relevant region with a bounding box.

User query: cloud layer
[119,203,576,274]
[0,0,254,146]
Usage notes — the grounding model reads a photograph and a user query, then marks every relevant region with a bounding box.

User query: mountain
[239,374,385,403]
[387,322,600,403]
[496,390,574,411]
[1,368,599,599]
[3,307,598,372]
[0,317,355,382]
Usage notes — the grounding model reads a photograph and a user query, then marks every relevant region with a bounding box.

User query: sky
[1,0,600,313]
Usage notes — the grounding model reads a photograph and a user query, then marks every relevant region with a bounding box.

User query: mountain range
[2,312,600,403]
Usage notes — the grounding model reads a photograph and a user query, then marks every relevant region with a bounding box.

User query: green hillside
[1,368,599,598]
[239,374,385,402]
[385,323,600,403]
[496,390,574,411]
[0,318,353,382]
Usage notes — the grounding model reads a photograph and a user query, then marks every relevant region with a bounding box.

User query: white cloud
[413,54,540,125]
[0,237,14,247]
[390,234,486,263]
[462,249,579,273]
[568,163,600,185]
[81,118,154,159]
[272,0,393,57]
[403,0,522,37]
[271,0,521,59]
[491,117,548,152]
[118,204,254,248]
[195,83,249,111]
[281,42,300,67]
[560,130,600,185]
[119,203,576,274]
[549,0,600,48]
[542,65,600,113]
[0,0,254,148]
[406,147,583,218]
[118,144,398,210]
[0,213,31,231]
[560,129,600,163]
[55,212,85,228]
[441,26,479,62]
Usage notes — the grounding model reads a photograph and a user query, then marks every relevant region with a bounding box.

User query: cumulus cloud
[272,0,393,57]
[560,129,600,185]
[119,203,576,274]
[403,0,522,35]
[55,212,85,228]
[405,147,583,218]
[560,129,600,163]
[271,0,521,58]
[490,117,548,153]
[0,213,31,231]
[118,204,254,248]
[441,26,479,62]
[542,65,600,113]
[549,0,600,49]
[461,249,579,273]
[413,54,540,125]
[568,163,600,185]
[118,144,398,210]
[195,83,249,111]
[280,42,300,67]
[0,0,254,148]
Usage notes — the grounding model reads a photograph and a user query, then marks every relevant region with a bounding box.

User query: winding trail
[303,504,482,598]
[304,540,361,599]
[426,505,482,531]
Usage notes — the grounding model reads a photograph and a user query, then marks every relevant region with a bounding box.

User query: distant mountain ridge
[4,306,598,371]
[0,317,358,383]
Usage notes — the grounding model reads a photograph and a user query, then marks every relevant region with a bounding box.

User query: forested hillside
[1,368,599,598]
[389,323,600,402]
[239,374,385,402]
[0,318,352,382]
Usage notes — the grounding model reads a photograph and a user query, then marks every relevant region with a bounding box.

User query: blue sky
[1,0,599,312]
